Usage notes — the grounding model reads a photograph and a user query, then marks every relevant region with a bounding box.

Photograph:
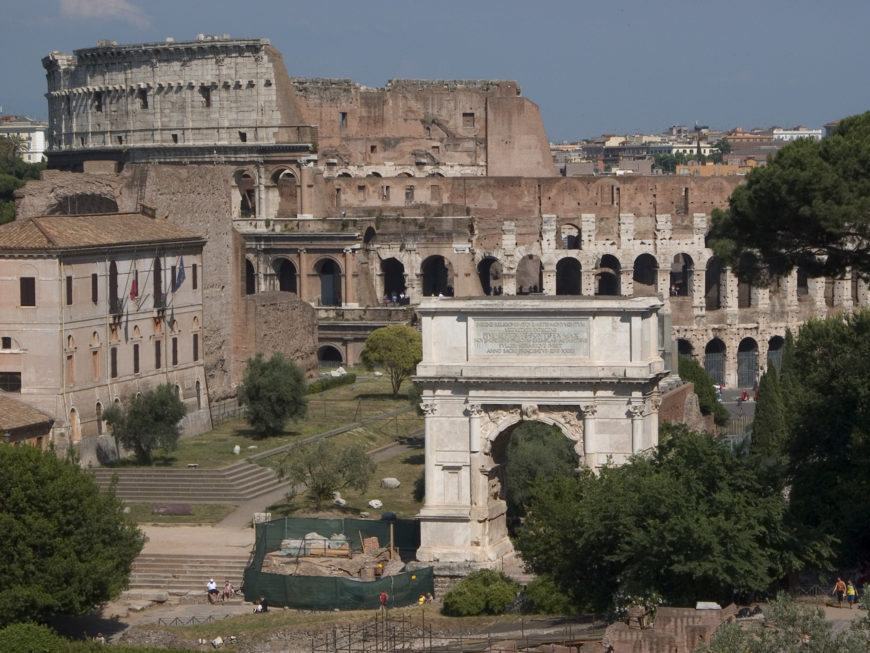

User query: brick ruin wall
[241,291,318,379]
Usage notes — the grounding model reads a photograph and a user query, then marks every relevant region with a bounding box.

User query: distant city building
[676,160,760,177]
[0,115,48,163]
[772,126,823,142]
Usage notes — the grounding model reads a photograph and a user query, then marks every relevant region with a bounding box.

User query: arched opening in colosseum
[677,338,694,359]
[245,260,256,295]
[705,258,723,310]
[363,227,376,245]
[315,258,342,306]
[274,258,297,293]
[477,257,503,295]
[797,266,809,297]
[517,255,543,294]
[670,253,694,297]
[767,336,784,373]
[632,254,658,296]
[704,338,726,386]
[596,254,621,296]
[421,256,453,297]
[381,258,406,298]
[236,171,256,218]
[560,224,580,249]
[366,172,382,178]
[337,172,352,178]
[318,345,344,367]
[489,419,579,537]
[737,338,759,388]
[555,257,581,295]
[271,169,298,218]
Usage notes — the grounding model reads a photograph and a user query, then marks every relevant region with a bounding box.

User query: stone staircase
[127,553,250,603]
[90,460,288,504]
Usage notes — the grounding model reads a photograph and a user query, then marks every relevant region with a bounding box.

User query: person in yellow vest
[847,580,858,608]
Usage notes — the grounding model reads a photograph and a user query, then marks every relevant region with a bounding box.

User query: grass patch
[122,372,417,469]
[267,445,425,519]
[124,503,237,524]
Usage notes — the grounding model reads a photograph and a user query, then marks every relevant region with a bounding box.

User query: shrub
[307,373,356,394]
[0,622,65,653]
[521,576,578,615]
[442,569,519,616]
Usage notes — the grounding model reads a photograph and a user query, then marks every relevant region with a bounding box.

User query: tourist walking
[833,577,847,607]
[379,591,388,613]
[847,580,858,608]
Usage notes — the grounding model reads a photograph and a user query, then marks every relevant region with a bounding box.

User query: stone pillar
[542,264,556,295]
[723,268,739,324]
[342,247,356,306]
[835,276,852,310]
[621,267,633,297]
[541,215,557,253]
[580,403,597,469]
[299,165,315,217]
[657,268,670,298]
[630,403,644,453]
[581,214,597,249]
[619,213,635,246]
[297,249,308,302]
[808,277,826,317]
[255,163,265,223]
[655,214,672,242]
[581,268,596,296]
[692,267,706,316]
[421,402,437,504]
[502,256,517,295]
[466,403,486,518]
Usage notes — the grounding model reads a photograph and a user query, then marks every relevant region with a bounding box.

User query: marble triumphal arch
[414,296,667,563]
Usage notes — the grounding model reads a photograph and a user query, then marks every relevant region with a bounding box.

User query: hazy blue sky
[2,0,867,141]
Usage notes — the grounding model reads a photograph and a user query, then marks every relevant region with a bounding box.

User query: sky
[2,0,868,142]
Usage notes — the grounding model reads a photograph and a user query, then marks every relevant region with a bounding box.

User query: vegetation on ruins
[503,421,578,532]
[677,356,729,425]
[0,135,44,225]
[0,446,143,628]
[441,570,519,617]
[238,352,308,438]
[709,111,870,282]
[695,593,870,652]
[103,383,186,464]
[515,424,789,612]
[360,325,422,398]
[280,439,375,510]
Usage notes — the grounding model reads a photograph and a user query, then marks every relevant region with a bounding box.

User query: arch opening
[596,254,621,296]
[555,258,581,295]
[245,260,256,295]
[737,337,759,388]
[677,338,694,359]
[477,257,503,296]
[767,335,785,373]
[516,255,543,294]
[632,253,658,296]
[704,338,726,386]
[560,224,580,249]
[381,258,406,301]
[318,345,344,368]
[705,258,723,310]
[421,256,453,297]
[274,258,297,293]
[315,259,342,306]
[670,253,694,296]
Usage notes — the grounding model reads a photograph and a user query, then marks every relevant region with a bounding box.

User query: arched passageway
[318,345,344,367]
[767,335,784,373]
[315,259,342,306]
[421,256,453,297]
[245,260,256,295]
[364,227,376,245]
[381,258,406,300]
[272,169,297,218]
[237,172,256,218]
[677,338,694,359]
[737,338,759,387]
[704,338,726,386]
[596,254,621,296]
[560,224,580,249]
[632,254,658,296]
[555,258,581,295]
[670,253,693,296]
[274,258,297,293]
[516,255,543,294]
[705,258,723,310]
[478,257,503,295]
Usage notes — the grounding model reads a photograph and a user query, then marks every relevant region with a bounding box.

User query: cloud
[59,0,150,28]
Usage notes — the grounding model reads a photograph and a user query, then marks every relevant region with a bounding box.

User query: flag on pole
[172,256,186,293]
[130,265,139,300]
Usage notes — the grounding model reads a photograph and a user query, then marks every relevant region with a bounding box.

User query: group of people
[832,577,860,608]
[383,292,410,306]
[206,578,235,605]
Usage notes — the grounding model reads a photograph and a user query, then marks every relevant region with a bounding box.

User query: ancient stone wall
[240,291,318,379]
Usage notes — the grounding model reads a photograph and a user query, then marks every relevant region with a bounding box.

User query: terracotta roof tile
[0,393,54,431]
[0,213,201,252]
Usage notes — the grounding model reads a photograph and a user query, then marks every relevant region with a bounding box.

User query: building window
[92,350,100,381]
[193,333,199,362]
[171,265,177,290]
[339,112,348,129]
[462,112,475,128]
[0,372,21,392]
[20,277,35,306]
[1,337,11,350]
[357,185,366,201]
[66,354,74,387]
[154,340,162,369]
[238,131,247,143]
[381,185,390,201]
[171,133,178,144]
[405,185,415,202]
[192,263,198,290]
[66,275,73,305]
[94,92,103,112]
[110,347,118,378]
[199,85,211,107]
[432,145,440,154]
[91,273,98,303]
[133,343,140,374]
[137,88,149,109]
[172,337,178,366]
[370,144,377,154]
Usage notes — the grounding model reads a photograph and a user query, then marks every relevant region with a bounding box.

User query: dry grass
[124,503,237,524]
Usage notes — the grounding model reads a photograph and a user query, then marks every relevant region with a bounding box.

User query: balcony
[154,292,166,311]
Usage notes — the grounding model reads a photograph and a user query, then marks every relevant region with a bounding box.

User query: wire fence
[156,614,226,627]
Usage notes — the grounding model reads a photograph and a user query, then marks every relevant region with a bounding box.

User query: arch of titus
[414,296,667,563]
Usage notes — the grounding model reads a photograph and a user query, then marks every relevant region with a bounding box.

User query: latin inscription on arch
[472,318,590,357]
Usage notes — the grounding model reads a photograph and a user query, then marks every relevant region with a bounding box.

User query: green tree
[360,325,422,397]
[441,569,519,617]
[0,446,143,627]
[0,136,44,226]
[783,311,870,567]
[103,383,186,464]
[515,425,788,612]
[750,366,786,467]
[503,421,577,531]
[709,137,731,164]
[280,440,375,510]
[709,112,870,282]
[677,356,729,425]
[238,352,308,438]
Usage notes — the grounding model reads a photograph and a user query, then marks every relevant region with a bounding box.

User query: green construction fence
[242,517,434,611]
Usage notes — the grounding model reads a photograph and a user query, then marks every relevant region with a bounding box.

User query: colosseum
[29,33,864,406]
